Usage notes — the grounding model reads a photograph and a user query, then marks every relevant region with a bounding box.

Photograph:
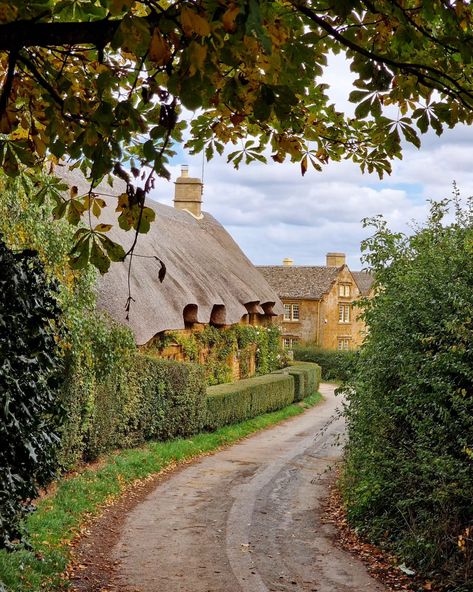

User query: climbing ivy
[153,324,286,386]
[0,240,63,549]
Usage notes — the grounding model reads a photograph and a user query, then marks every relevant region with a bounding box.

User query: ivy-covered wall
[148,324,287,385]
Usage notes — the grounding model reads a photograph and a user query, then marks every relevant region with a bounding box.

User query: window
[283,337,298,349]
[284,303,300,321]
[339,284,351,297]
[338,338,350,351]
[339,304,351,323]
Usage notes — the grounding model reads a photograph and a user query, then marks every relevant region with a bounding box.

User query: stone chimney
[174,165,203,219]
[282,258,294,267]
[326,252,346,267]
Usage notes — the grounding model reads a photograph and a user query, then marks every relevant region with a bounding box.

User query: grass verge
[0,392,323,592]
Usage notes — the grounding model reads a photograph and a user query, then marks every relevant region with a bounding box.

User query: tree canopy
[1,0,473,271]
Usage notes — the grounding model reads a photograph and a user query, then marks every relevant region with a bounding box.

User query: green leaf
[355,98,372,119]
[135,206,156,233]
[69,239,91,269]
[98,235,126,262]
[90,240,110,274]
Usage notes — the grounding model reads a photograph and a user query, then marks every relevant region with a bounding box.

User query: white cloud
[149,54,473,271]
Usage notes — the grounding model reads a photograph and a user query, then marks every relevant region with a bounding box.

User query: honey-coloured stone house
[258,255,373,350]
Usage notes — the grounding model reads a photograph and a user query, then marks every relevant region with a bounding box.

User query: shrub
[342,196,473,588]
[273,362,321,401]
[290,362,321,399]
[206,374,294,429]
[86,354,208,459]
[0,173,137,469]
[293,346,357,381]
[0,241,63,549]
[57,317,136,468]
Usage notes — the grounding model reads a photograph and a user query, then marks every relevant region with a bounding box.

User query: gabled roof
[351,271,375,296]
[55,166,283,345]
[256,266,341,300]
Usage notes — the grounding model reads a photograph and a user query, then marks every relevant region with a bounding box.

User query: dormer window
[339,284,351,297]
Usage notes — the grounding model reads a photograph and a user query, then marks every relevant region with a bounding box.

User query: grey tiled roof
[256,266,341,300]
[351,271,375,296]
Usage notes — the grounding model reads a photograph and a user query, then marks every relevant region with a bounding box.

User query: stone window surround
[283,302,300,322]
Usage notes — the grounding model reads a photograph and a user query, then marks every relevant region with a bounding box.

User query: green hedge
[206,373,295,429]
[59,353,207,463]
[273,362,321,401]
[293,346,357,381]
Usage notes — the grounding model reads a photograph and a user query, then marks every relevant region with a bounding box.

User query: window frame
[337,338,350,351]
[283,302,300,321]
[338,303,351,323]
[338,283,351,297]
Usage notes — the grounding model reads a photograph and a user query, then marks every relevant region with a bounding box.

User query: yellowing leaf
[109,0,134,16]
[94,223,113,232]
[115,193,129,212]
[222,4,240,32]
[300,154,308,176]
[181,7,211,37]
[188,41,207,76]
[149,29,171,66]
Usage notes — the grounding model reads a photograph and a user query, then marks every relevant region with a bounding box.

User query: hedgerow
[341,195,473,589]
[0,240,63,549]
[273,362,321,401]
[293,346,357,381]
[206,373,295,429]
[86,354,207,458]
[0,173,138,469]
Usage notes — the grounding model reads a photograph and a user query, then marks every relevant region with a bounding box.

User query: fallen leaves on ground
[322,477,439,591]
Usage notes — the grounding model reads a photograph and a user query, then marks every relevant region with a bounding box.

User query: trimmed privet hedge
[206,373,295,429]
[59,353,208,463]
[293,346,357,381]
[273,362,321,401]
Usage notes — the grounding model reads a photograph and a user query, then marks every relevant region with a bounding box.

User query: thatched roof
[54,166,283,345]
[257,266,340,300]
[351,271,375,296]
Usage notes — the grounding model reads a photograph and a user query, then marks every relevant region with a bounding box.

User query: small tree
[342,193,473,587]
[0,240,63,548]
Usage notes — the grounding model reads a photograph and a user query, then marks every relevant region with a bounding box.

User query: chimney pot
[283,258,294,267]
[181,164,189,177]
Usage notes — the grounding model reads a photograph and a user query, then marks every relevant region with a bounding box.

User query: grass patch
[0,392,323,592]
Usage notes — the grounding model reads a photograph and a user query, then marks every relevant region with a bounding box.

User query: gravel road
[105,383,385,592]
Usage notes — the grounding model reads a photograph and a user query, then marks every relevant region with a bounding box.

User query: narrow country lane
[93,384,385,592]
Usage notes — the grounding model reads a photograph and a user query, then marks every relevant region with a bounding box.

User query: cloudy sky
[149,54,473,270]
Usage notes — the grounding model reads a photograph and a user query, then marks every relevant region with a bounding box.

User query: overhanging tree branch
[291,1,473,108]
[0,49,18,120]
[0,19,121,51]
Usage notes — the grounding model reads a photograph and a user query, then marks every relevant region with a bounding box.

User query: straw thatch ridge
[54,166,283,345]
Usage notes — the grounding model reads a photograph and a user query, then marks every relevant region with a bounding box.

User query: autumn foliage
[2,2,473,271]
